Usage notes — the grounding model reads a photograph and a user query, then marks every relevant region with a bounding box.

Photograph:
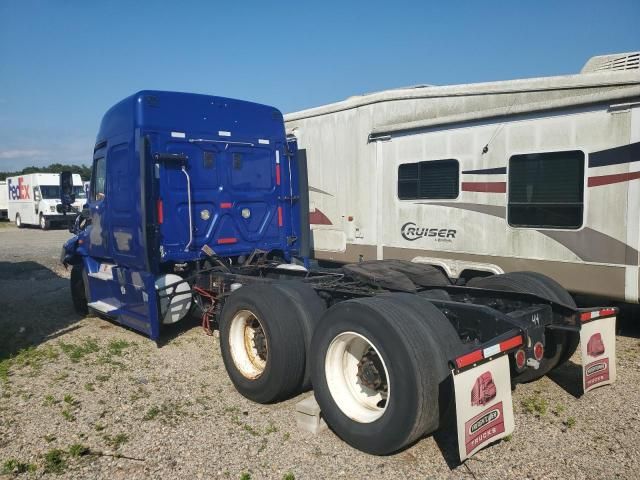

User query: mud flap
[453,355,515,461]
[580,315,616,393]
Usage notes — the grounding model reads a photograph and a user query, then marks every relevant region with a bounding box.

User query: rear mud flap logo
[580,316,616,393]
[465,403,504,454]
[453,355,514,461]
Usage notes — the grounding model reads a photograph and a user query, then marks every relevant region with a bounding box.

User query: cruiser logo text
[401,222,456,241]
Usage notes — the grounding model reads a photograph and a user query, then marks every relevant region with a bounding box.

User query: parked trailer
[284,51,640,304]
[60,91,617,460]
[0,180,8,220]
[7,173,85,229]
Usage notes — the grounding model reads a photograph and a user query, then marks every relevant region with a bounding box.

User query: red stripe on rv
[461,182,507,193]
[277,207,283,227]
[588,171,640,187]
[276,165,281,185]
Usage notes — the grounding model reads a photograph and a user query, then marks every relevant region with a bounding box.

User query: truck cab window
[508,150,584,229]
[93,157,106,201]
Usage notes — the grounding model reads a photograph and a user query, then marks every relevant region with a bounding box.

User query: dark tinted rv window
[398,159,459,200]
[93,157,106,201]
[508,150,584,229]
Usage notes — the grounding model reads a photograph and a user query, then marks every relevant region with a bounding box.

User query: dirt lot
[1,224,639,479]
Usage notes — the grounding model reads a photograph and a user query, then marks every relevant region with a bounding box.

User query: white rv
[285,52,640,303]
[7,173,85,229]
[0,181,7,220]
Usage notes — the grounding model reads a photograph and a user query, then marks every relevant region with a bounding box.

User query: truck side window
[508,150,584,229]
[93,157,106,201]
[398,159,459,200]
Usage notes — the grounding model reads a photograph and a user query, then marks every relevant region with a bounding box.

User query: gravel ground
[1,224,639,479]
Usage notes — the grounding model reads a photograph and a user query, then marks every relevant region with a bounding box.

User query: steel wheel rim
[325,331,390,423]
[228,309,269,379]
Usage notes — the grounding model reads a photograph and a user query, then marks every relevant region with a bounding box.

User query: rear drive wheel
[310,295,454,455]
[70,264,88,315]
[271,282,326,389]
[15,214,23,228]
[219,283,306,403]
[467,271,578,382]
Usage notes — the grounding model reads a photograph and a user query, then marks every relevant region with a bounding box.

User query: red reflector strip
[217,237,237,245]
[277,206,283,227]
[499,335,523,352]
[157,199,164,224]
[276,165,281,185]
[455,350,483,369]
[220,202,232,209]
[580,308,617,322]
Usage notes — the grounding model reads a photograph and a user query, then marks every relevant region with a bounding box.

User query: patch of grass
[257,438,268,453]
[68,443,90,457]
[43,434,57,443]
[94,423,106,432]
[552,404,566,416]
[565,416,577,428]
[142,401,188,425]
[282,432,290,441]
[84,383,95,392]
[43,449,67,474]
[503,434,512,442]
[240,473,251,480]
[103,433,128,450]
[59,338,100,363]
[61,408,75,422]
[1,345,59,382]
[143,406,160,421]
[43,394,57,406]
[95,374,110,382]
[2,459,36,474]
[265,422,278,434]
[63,394,77,406]
[283,473,295,480]
[107,339,131,356]
[521,395,548,416]
[243,424,259,436]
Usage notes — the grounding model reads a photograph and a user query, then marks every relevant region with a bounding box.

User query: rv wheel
[467,271,578,382]
[219,283,306,403]
[310,296,450,455]
[70,264,89,315]
[39,214,49,230]
[15,214,23,228]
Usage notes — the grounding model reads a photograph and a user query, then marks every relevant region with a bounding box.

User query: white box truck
[0,180,8,220]
[7,173,85,229]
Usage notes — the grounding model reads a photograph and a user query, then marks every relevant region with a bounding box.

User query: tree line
[0,164,91,181]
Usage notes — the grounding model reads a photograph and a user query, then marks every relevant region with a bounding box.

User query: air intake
[581,52,640,73]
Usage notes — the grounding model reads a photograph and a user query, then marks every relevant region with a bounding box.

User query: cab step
[87,298,122,314]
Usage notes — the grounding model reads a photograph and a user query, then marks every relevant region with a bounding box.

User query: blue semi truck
[59,91,618,460]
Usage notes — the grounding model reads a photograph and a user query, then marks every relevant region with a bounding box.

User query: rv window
[508,150,584,229]
[398,159,459,200]
[93,157,106,201]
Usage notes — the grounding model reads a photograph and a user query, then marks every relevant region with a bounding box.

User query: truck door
[86,146,110,260]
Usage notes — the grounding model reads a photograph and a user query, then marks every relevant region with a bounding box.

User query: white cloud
[0,149,46,159]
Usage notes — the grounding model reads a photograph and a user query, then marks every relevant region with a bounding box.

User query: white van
[7,173,85,229]
[0,180,8,220]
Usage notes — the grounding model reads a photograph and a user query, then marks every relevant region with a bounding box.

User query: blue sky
[1,0,638,170]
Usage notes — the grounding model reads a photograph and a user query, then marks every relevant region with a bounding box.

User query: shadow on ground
[0,261,83,360]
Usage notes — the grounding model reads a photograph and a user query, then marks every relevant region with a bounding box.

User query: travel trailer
[285,52,640,303]
[7,173,85,229]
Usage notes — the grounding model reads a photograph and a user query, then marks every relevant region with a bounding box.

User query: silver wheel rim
[228,310,268,379]
[40,216,45,228]
[16,215,20,227]
[325,331,390,423]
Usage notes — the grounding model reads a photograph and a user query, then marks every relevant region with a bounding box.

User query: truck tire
[39,214,49,230]
[467,271,578,382]
[271,282,326,390]
[219,283,306,403]
[310,295,453,455]
[15,213,23,228]
[70,264,88,315]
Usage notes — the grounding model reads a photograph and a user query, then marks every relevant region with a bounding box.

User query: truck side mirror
[59,171,75,212]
